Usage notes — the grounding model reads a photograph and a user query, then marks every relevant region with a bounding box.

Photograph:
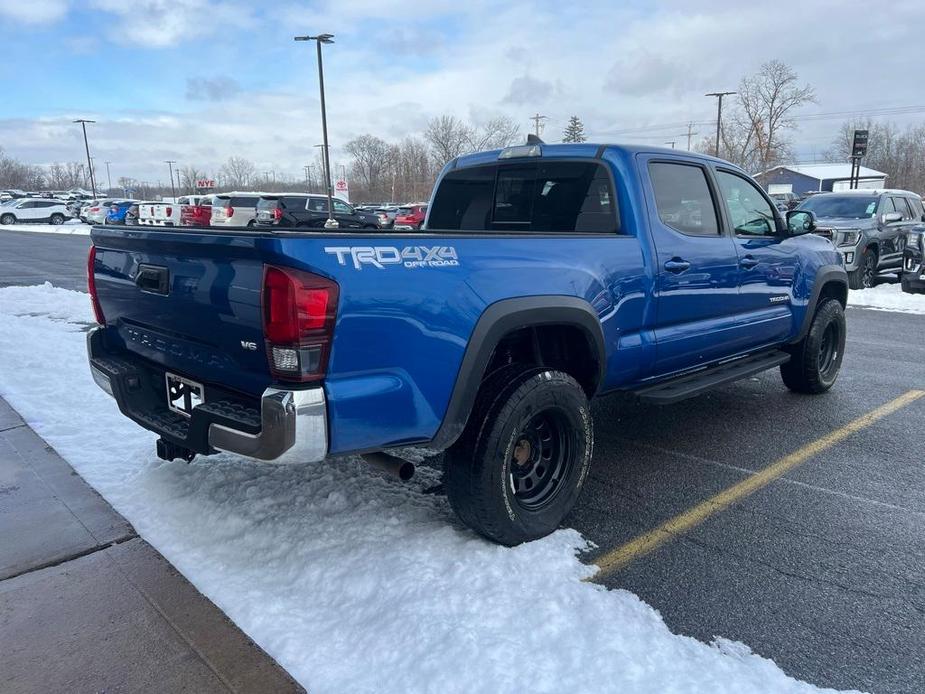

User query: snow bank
[848,282,925,314]
[0,221,91,235]
[0,283,854,694]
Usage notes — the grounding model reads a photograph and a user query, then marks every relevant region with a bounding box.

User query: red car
[180,195,212,227]
[393,204,427,230]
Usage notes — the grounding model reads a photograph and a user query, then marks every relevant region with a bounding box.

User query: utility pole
[530,113,548,138]
[164,160,176,200]
[105,161,112,193]
[304,165,311,190]
[685,122,699,150]
[295,33,338,228]
[705,91,736,157]
[664,141,676,149]
[73,119,97,196]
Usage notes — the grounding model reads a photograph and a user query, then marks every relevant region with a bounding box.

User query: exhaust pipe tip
[362,452,415,481]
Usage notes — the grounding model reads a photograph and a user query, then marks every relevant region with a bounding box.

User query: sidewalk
[0,396,303,693]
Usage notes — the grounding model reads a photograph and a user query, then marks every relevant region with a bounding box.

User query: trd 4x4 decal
[325,246,459,270]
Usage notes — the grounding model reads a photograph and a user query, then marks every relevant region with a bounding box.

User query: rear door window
[648,162,720,236]
[427,160,617,232]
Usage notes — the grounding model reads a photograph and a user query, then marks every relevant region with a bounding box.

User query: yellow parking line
[593,389,925,578]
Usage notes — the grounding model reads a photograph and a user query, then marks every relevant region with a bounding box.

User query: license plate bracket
[165,372,204,417]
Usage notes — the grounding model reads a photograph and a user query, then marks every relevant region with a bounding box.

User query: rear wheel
[444,365,593,545]
[848,248,876,290]
[0,214,14,225]
[49,213,65,225]
[780,299,846,394]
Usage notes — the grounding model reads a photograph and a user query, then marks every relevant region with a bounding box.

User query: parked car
[769,192,800,211]
[137,201,159,226]
[125,201,142,226]
[209,192,263,227]
[393,204,428,230]
[86,142,848,546]
[83,199,116,225]
[254,193,382,229]
[153,199,182,226]
[796,189,924,289]
[0,198,70,225]
[180,194,212,226]
[902,227,925,293]
[104,200,136,225]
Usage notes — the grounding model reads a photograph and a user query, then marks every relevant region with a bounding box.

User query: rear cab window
[428,160,618,233]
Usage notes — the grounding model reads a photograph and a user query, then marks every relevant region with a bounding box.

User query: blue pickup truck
[86,142,848,545]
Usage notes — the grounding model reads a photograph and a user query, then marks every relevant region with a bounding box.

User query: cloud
[89,0,255,47]
[0,0,67,22]
[503,75,555,105]
[186,76,242,102]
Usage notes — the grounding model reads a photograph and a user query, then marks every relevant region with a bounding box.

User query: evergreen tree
[562,116,587,143]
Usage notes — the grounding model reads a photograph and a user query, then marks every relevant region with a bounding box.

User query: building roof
[760,163,887,180]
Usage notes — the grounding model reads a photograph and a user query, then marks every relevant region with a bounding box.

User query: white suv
[210,192,264,227]
[0,198,70,225]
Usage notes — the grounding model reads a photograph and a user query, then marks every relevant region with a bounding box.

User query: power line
[530,113,549,137]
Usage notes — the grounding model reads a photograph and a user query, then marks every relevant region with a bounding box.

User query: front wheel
[780,299,846,394]
[0,214,14,225]
[848,248,876,290]
[444,366,593,545]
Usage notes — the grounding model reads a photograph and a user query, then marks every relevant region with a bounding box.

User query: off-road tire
[780,299,846,394]
[444,365,593,545]
[847,247,876,290]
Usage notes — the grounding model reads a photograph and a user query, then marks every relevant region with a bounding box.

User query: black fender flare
[429,295,606,450]
[791,265,848,344]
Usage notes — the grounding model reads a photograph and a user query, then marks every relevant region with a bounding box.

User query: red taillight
[224,205,234,218]
[90,207,99,212]
[262,265,339,382]
[87,246,105,325]
[166,206,172,217]
[272,207,283,222]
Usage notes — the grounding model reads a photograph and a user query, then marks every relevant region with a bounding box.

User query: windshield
[798,195,878,219]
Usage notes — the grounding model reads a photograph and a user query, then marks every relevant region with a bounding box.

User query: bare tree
[697,60,814,172]
[180,165,206,192]
[219,156,257,188]
[425,115,473,167]
[345,134,393,200]
[467,115,521,151]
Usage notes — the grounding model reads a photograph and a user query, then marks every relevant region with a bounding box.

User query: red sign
[196,179,216,189]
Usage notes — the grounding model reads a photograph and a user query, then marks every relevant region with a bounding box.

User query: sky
[2,0,925,184]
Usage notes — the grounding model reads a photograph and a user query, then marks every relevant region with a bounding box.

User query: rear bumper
[87,328,327,462]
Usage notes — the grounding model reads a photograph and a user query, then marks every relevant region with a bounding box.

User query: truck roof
[452,142,729,171]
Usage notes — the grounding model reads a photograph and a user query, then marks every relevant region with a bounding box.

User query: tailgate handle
[136,264,169,295]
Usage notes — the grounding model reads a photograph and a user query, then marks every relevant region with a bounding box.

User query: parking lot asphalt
[3,228,923,693]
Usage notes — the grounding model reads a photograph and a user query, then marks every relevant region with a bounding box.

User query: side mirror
[882,211,903,224]
[786,209,816,235]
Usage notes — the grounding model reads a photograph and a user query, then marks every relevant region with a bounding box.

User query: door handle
[664,258,691,273]
[739,256,759,269]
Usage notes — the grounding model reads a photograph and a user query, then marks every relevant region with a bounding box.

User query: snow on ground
[848,281,925,314]
[0,221,91,235]
[0,283,856,694]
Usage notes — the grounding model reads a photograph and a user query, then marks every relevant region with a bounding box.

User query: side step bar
[633,350,790,405]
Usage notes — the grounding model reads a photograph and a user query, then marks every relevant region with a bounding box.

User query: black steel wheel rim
[509,409,572,511]
[863,254,875,288]
[818,321,840,378]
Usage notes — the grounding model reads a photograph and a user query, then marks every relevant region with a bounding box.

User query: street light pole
[105,161,112,193]
[295,33,337,228]
[73,119,97,196]
[705,91,736,158]
[165,160,177,200]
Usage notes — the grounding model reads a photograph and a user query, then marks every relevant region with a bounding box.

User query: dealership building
[755,163,888,195]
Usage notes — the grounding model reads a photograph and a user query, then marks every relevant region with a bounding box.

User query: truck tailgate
[92,227,272,396]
